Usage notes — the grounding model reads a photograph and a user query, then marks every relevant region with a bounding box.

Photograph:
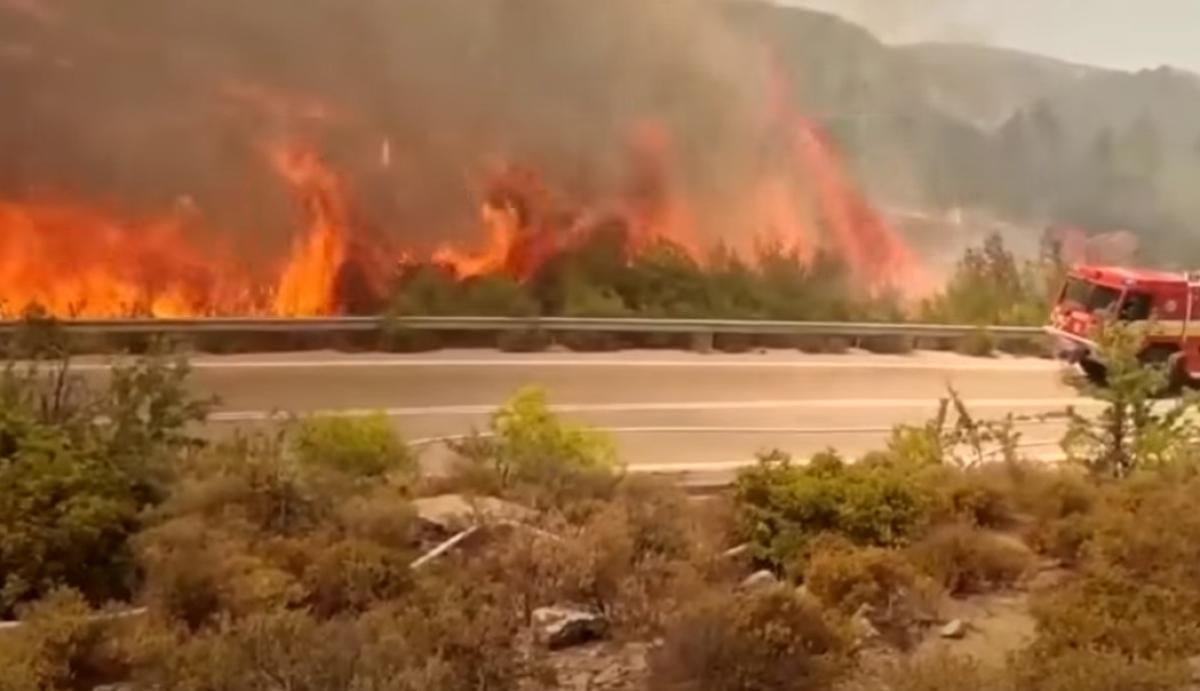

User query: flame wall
[0,0,921,317]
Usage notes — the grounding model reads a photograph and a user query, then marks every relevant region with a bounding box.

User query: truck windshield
[1119,291,1153,321]
[1061,278,1122,314]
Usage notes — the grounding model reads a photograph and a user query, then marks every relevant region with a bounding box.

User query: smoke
[779,0,988,45]
[0,0,778,256]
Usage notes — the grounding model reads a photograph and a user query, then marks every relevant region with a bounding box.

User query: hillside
[900,42,1100,128]
[747,3,1200,263]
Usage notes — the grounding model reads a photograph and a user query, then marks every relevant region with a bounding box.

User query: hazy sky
[785,0,1200,73]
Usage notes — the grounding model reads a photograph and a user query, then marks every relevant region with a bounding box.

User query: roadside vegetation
[8,322,1199,690]
[4,234,1060,357]
[390,232,1059,327]
[380,232,1062,354]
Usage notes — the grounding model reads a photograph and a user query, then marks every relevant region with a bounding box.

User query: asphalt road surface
[94,348,1089,478]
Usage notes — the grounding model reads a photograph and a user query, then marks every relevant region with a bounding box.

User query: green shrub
[735,454,932,567]
[1062,321,1199,478]
[907,524,1033,595]
[0,440,141,615]
[650,587,847,691]
[919,234,1056,327]
[447,388,621,510]
[292,414,416,480]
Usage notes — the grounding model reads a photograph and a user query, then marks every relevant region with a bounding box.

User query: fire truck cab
[1045,265,1200,387]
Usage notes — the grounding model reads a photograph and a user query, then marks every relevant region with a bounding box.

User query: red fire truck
[1045,265,1199,388]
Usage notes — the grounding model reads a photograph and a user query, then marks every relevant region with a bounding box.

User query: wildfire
[0,90,923,317]
[271,145,349,316]
[0,144,354,318]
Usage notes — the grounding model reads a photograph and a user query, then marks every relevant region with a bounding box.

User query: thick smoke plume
[1,0,767,247]
[0,0,918,316]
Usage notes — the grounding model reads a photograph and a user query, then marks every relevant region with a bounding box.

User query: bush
[0,589,122,691]
[1009,647,1188,691]
[0,439,142,615]
[907,524,1033,595]
[302,538,413,617]
[1015,469,1097,562]
[802,540,938,647]
[843,652,1005,691]
[921,465,1016,529]
[650,587,847,691]
[547,479,712,635]
[919,234,1056,327]
[447,387,621,510]
[1028,478,1200,659]
[1063,322,1199,478]
[0,348,207,615]
[955,329,995,357]
[735,454,932,567]
[292,414,416,480]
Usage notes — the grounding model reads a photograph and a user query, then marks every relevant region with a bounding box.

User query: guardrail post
[691,331,714,353]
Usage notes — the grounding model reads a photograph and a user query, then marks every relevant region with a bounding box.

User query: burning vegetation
[0,0,923,319]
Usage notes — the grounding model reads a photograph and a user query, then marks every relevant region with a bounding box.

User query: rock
[413,494,536,533]
[1188,655,1200,683]
[940,619,968,639]
[533,606,609,650]
[850,603,880,643]
[721,543,752,560]
[738,570,778,590]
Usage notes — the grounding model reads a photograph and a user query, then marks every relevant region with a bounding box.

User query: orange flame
[0,66,926,317]
[433,201,519,279]
[271,145,349,316]
[0,144,357,318]
[790,119,918,286]
[0,201,252,317]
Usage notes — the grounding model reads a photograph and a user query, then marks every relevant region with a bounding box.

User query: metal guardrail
[0,316,1044,339]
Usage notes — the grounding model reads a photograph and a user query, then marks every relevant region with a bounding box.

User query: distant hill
[1035,66,1200,150]
[900,42,1100,128]
[735,3,1200,263]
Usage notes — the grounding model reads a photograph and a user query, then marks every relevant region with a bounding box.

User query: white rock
[940,619,967,639]
[739,570,779,590]
[413,494,536,532]
[532,606,609,650]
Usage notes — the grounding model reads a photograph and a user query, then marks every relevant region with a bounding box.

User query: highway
[139,348,1090,478]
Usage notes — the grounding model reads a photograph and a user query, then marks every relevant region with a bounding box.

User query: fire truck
[1045,265,1200,388]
